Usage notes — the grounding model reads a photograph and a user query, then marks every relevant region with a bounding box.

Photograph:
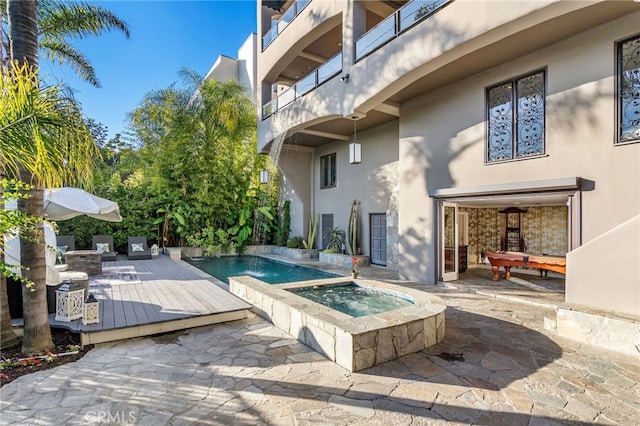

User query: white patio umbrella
[43,187,123,222]
[4,188,121,284]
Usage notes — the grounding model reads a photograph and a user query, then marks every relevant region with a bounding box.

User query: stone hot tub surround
[229,276,446,372]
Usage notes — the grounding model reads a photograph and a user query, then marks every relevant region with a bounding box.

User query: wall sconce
[349,121,361,164]
[259,170,269,184]
[340,74,350,83]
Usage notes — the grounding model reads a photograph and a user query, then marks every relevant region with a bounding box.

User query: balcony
[262,0,311,50]
[355,0,450,61]
[262,52,342,120]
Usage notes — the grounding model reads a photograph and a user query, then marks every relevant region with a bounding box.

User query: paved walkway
[1,264,639,425]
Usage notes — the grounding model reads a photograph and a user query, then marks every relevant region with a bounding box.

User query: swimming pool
[291,283,413,317]
[230,276,447,372]
[184,255,338,284]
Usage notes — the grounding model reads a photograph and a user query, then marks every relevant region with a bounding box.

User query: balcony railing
[262,0,311,50]
[262,52,342,120]
[355,0,450,61]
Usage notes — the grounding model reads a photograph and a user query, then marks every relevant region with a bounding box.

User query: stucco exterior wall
[399,12,640,285]
[237,33,257,102]
[566,216,639,318]
[278,147,313,241]
[204,56,238,84]
[314,120,399,256]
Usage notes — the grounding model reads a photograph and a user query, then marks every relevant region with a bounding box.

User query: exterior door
[370,214,387,266]
[440,202,458,281]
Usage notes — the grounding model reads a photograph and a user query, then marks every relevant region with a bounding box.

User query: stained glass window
[618,35,640,143]
[487,71,545,162]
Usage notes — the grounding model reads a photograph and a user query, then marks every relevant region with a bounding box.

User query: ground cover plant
[0,328,91,387]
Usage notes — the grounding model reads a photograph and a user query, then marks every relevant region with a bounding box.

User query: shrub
[286,236,305,249]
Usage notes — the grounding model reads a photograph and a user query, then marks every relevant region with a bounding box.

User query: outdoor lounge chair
[55,235,75,260]
[92,235,117,261]
[127,236,152,260]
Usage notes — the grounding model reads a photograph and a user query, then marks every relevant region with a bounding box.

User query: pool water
[291,284,414,317]
[185,255,338,284]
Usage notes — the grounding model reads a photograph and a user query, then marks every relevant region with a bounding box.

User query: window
[320,153,336,188]
[618,34,640,144]
[486,70,545,163]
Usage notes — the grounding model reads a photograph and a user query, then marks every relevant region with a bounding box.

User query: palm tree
[3,0,99,353]
[2,0,130,87]
[6,0,51,354]
[36,0,129,87]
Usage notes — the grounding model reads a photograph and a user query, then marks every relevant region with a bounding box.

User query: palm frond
[0,62,100,189]
[39,37,99,86]
[37,0,130,40]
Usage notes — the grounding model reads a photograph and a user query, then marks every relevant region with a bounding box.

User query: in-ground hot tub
[229,276,446,372]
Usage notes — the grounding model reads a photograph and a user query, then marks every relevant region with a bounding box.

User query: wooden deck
[48,255,251,345]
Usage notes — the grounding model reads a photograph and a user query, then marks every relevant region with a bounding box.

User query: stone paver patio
[2,270,638,425]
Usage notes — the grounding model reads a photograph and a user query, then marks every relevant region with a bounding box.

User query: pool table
[485,251,566,281]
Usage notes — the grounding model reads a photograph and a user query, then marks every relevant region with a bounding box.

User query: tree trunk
[19,179,53,354]
[8,0,54,354]
[7,0,38,68]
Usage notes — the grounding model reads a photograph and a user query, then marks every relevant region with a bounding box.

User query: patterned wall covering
[461,206,568,265]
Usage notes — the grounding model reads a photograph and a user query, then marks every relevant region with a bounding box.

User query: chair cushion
[96,242,110,253]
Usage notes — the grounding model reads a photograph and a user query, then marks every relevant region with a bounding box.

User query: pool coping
[229,275,447,372]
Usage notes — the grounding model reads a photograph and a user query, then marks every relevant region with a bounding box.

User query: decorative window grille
[618,34,640,144]
[486,70,545,162]
[320,153,336,189]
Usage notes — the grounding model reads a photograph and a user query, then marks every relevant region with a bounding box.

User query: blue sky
[40,0,257,140]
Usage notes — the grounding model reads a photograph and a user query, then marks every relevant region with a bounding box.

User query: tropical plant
[153,203,186,253]
[286,236,305,249]
[324,227,345,253]
[1,0,130,87]
[303,213,318,249]
[275,200,290,246]
[0,71,98,351]
[345,199,360,256]
[1,58,99,354]
[128,73,278,248]
[228,196,274,254]
[2,0,130,354]
[3,0,50,353]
